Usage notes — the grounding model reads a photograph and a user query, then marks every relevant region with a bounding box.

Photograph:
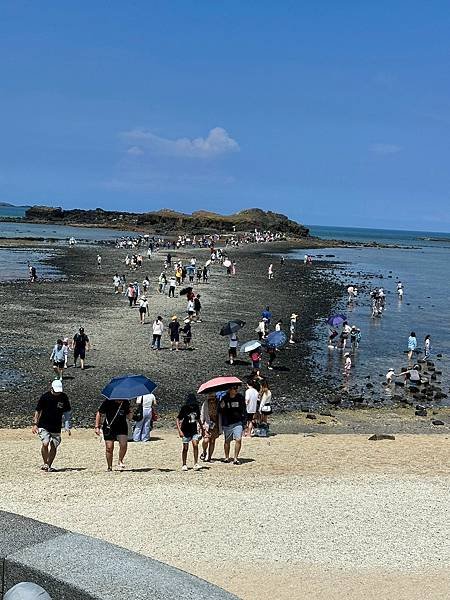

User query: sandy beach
[1,428,449,600]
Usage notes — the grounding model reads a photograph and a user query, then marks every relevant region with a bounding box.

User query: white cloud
[127,145,144,156]
[369,143,402,155]
[122,127,240,158]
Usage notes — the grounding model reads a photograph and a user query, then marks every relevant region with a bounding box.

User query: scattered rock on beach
[306,413,317,420]
[368,434,395,441]
[432,420,445,426]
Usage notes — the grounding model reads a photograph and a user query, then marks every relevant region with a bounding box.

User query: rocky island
[23,205,310,237]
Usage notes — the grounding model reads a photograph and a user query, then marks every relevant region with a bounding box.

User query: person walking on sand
[258,379,272,425]
[168,275,176,298]
[158,272,167,294]
[97,254,102,269]
[138,295,149,325]
[194,294,202,322]
[71,327,90,369]
[268,263,274,279]
[151,316,163,350]
[250,347,262,377]
[202,265,209,283]
[219,385,246,465]
[424,334,431,359]
[289,313,298,344]
[132,392,157,442]
[50,339,65,380]
[169,315,181,351]
[95,398,132,471]
[62,337,70,369]
[228,332,239,365]
[200,393,221,462]
[245,379,259,437]
[32,380,72,472]
[407,331,417,360]
[255,318,266,341]
[183,318,193,350]
[113,273,121,294]
[126,283,135,307]
[176,393,203,471]
[132,281,140,306]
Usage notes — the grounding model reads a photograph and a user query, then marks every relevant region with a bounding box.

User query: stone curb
[1,511,238,599]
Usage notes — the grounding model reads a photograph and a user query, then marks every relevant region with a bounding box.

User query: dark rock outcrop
[24,206,310,237]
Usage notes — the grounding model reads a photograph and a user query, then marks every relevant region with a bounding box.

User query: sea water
[0,207,136,281]
[292,227,450,401]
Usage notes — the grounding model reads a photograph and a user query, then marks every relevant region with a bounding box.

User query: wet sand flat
[1,429,449,599]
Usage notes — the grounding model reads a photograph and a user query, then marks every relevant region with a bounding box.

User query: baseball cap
[51,380,63,393]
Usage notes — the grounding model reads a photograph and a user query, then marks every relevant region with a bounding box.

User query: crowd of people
[34,229,299,473]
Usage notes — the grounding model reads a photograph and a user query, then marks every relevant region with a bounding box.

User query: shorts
[229,347,237,357]
[38,428,61,448]
[183,336,192,344]
[223,423,243,442]
[188,310,195,316]
[53,360,64,369]
[182,433,202,444]
[74,348,86,360]
[170,335,180,342]
[246,412,255,422]
[252,360,261,369]
[139,307,147,314]
[102,428,128,442]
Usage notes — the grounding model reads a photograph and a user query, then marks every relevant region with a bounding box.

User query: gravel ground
[1,429,449,600]
[0,241,343,426]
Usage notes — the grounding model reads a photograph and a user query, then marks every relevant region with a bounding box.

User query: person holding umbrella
[95,375,156,471]
[95,399,132,471]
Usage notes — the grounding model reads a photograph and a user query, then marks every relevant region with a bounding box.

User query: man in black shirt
[32,380,72,472]
[168,315,180,351]
[219,385,246,465]
[176,394,203,471]
[71,326,90,369]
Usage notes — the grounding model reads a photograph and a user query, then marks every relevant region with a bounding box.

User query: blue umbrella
[327,314,347,327]
[265,330,288,348]
[101,374,157,400]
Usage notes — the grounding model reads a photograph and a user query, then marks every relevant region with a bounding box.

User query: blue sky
[1,1,450,231]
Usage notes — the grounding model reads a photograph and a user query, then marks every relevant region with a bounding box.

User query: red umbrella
[197,376,242,395]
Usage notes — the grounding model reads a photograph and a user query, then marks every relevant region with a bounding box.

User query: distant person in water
[29,264,37,282]
[343,352,352,377]
[407,331,417,360]
[97,254,102,269]
[424,334,431,359]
